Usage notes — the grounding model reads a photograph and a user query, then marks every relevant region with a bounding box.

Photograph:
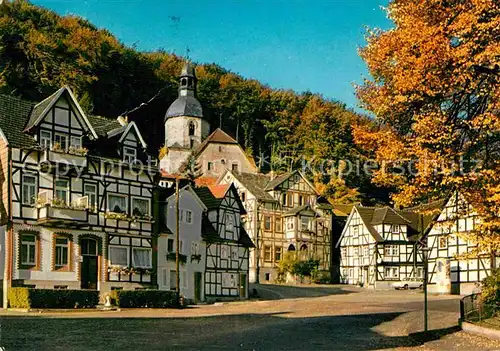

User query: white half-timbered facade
[195,184,253,300]
[0,87,157,297]
[337,205,430,289]
[218,169,333,284]
[425,193,499,295]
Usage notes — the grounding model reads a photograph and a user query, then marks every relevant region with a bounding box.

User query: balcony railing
[41,149,88,170]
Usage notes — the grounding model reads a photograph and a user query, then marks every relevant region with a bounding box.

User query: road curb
[462,321,500,340]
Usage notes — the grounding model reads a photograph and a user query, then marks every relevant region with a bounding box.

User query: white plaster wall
[197,144,257,178]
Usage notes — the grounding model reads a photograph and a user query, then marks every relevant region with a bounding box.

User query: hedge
[110,290,179,308]
[8,288,99,309]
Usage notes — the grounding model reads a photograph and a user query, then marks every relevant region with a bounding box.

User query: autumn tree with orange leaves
[355,0,500,252]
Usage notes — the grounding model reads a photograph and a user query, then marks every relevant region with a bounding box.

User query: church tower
[160,62,210,173]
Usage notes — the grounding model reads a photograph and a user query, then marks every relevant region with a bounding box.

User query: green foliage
[481,268,500,308]
[275,252,320,283]
[8,288,98,309]
[110,289,179,308]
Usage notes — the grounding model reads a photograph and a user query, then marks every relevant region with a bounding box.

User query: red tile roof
[195,176,218,187]
[208,184,230,199]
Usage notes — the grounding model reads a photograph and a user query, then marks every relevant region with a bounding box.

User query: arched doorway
[287,244,296,251]
[80,238,98,289]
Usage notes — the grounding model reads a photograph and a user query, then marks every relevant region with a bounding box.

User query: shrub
[109,290,179,308]
[313,271,331,284]
[481,268,500,308]
[8,288,99,309]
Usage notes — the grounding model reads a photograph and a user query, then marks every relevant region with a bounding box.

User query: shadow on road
[1,311,459,350]
[250,283,357,300]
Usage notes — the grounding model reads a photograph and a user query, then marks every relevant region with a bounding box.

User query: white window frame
[55,179,69,205]
[181,209,193,224]
[123,146,137,163]
[131,247,152,268]
[84,183,98,210]
[353,226,359,238]
[70,135,82,149]
[22,174,37,205]
[107,193,128,214]
[131,197,151,217]
[40,130,52,149]
[108,245,130,267]
[384,266,399,279]
[384,245,399,257]
[54,133,68,151]
[55,237,69,268]
[439,236,448,249]
[363,246,369,257]
[392,224,400,233]
[225,213,234,231]
[20,234,36,265]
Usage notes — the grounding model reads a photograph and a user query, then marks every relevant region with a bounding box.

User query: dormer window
[40,131,52,149]
[123,147,136,163]
[54,134,68,151]
[188,121,195,136]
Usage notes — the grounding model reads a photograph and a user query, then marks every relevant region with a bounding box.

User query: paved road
[1,284,500,350]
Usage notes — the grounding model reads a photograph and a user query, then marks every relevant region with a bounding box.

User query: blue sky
[33,0,392,111]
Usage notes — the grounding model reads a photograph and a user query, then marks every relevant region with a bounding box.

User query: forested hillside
[0,0,389,204]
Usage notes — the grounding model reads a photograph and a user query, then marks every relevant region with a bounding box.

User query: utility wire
[119,84,171,117]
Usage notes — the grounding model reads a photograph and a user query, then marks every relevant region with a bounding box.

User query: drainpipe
[3,148,13,308]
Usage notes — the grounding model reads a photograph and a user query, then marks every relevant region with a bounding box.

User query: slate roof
[0,94,39,149]
[86,115,121,137]
[284,204,318,217]
[238,226,255,248]
[165,95,203,120]
[353,206,384,242]
[230,171,276,202]
[401,198,447,240]
[193,187,221,210]
[264,171,294,190]
[201,214,220,243]
[24,88,63,131]
[371,207,411,226]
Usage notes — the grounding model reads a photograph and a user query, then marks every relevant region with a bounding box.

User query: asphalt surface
[1,284,500,350]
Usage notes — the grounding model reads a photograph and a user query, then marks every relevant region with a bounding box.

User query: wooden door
[81,256,98,289]
[194,272,202,303]
[239,273,247,298]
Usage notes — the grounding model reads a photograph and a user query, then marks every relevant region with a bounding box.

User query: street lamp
[421,246,431,332]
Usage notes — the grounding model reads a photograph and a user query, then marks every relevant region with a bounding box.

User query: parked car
[391,278,423,290]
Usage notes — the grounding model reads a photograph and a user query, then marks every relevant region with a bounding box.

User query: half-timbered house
[218,169,333,283]
[337,204,441,289]
[0,87,157,301]
[425,193,499,295]
[157,182,253,302]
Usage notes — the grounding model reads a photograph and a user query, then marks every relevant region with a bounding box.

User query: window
[354,247,359,256]
[221,246,229,259]
[207,162,213,171]
[264,246,272,262]
[299,195,304,206]
[180,209,193,224]
[265,273,271,281]
[218,146,223,153]
[22,174,37,205]
[353,226,359,238]
[84,184,97,210]
[132,198,150,217]
[188,121,195,136]
[191,242,200,256]
[439,237,448,249]
[221,159,226,165]
[416,267,424,278]
[384,245,399,256]
[384,267,399,279]
[363,246,369,257]
[70,136,82,149]
[55,179,69,205]
[167,239,174,253]
[286,217,294,230]
[170,269,176,290]
[275,217,282,232]
[264,216,272,231]
[230,246,238,260]
[286,193,293,207]
[132,247,152,268]
[300,244,308,252]
[20,234,36,266]
[54,285,68,290]
[108,194,127,213]
[275,246,282,262]
[55,237,69,268]
[123,147,136,163]
[240,192,246,202]
[232,163,239,172]
[341,247,347,257]
[40,130,52,149]
[225,214,234,231]
[54,134,68,151]
[109,246,129,266]
[391,225,400,233]
[301,216,311,231]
